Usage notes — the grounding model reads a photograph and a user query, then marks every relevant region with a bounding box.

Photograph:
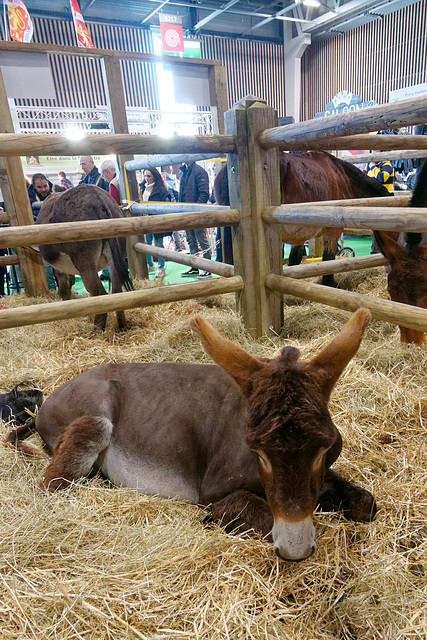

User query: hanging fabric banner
[4,0,33,42]
[69,0,94,48]
[159,14,184,53]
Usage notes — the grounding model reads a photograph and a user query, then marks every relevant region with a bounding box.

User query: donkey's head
[190,309,371,561]
[373,231,427,345]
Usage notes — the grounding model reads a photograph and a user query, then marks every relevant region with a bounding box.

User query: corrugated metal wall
[16,17,285,116]
[301,0,427,120]
[200,35,285,113]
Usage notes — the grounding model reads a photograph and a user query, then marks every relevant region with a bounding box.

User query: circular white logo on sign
[165,28,181,48]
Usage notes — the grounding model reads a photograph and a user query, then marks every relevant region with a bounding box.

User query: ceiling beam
[301,0,410,33]
[140,0,170,24]
[82,0,97,12]
[193,0,242,30]
[241,1,301,34]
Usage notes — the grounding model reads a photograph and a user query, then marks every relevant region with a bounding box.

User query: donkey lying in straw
[5,309,376,561]
[37,184,132,331]
[373,159,427,345]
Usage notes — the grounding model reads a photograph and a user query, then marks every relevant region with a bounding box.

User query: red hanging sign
[159,14,184,53]
[4,0,33,42]
[69,0,94,48]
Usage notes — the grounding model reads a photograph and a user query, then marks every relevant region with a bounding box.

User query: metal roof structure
[19,0,423,44]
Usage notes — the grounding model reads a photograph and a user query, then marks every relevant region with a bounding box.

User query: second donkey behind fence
[37,184,132,331]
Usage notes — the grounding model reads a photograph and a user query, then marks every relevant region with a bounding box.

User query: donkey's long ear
[373,230,405,263]
[190,315,265,395]
[309,308,371,399]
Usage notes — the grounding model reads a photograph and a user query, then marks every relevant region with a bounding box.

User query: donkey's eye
[312,447,328,473]
[254,449,272,474]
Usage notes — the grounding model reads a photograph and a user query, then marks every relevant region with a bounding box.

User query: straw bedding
[0,270,426,639]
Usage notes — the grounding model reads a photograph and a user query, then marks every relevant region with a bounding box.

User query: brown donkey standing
[37,184,132,331]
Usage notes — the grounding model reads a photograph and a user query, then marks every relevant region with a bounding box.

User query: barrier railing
[2,91,427,337]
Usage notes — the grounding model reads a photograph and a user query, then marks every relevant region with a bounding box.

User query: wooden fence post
[0,69,48,297]
[224,97,282,337]
[208,65,228,135]
[101,55,146,279]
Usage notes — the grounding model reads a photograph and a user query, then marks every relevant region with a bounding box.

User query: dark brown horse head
[373,231,427,345]
[373,159,427,345]
[190,308,371,560]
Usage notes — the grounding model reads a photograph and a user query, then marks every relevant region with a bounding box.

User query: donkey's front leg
[209,490,273,538]
[318,469,377,522]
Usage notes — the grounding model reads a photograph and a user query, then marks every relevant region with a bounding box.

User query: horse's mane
[405,159,427,250]
[328,154,391,198]
[214,151,391,206]
[409,159,427,208]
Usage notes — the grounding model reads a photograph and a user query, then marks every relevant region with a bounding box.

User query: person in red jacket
[100,159,121,205]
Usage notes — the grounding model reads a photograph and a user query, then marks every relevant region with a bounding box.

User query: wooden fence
[1,86,427,337]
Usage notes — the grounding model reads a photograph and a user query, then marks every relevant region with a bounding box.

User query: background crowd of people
[2,132,424,297]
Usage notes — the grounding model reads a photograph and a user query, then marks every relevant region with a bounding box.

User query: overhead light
[303,0,321,6]
[64,127,85,141]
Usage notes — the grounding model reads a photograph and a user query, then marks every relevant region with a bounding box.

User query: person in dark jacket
[79,155,109,192]
[140,167,172,279]
[26,174,56,289]
[27,173,53,208]
[58,171,73,189]
[179,161,212,279]
[27,173,53,225]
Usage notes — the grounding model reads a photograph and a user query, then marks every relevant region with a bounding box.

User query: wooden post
[208,65,228,135]
[224,97,282,337]
[308,236,324,258]
[100,54,146,279]
[0,68,48,297]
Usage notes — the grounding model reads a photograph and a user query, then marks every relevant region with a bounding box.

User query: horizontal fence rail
[0,133,236,157]
[129,203,231,214]
[0,254,19,267]
[0,277,244,331]
[134,242,234,277]
[0,210,240,250]
[282,254,388,279]
[263,205,427,233]
[265,274,427,335]
[125,153,226,171]
[279,134,427,152]
[344,150,427,164]
[259,95,427,148]
[271,194,411,208]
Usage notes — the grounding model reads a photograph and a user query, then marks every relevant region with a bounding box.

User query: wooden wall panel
[301,0,427,120]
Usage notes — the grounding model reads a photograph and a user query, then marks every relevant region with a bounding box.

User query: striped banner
[69,0,94,48]
[4,0,33,42]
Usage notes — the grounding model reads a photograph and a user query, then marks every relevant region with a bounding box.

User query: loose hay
[1,272,427,639]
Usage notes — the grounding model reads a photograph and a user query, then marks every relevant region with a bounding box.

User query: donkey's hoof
[342,486,377,522]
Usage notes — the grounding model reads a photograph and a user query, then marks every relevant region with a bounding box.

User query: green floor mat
[72,259,219,295]
[283,235,373,260]
[72,237,373,295]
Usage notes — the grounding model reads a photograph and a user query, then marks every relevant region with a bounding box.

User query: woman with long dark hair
[140,167,172,279]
